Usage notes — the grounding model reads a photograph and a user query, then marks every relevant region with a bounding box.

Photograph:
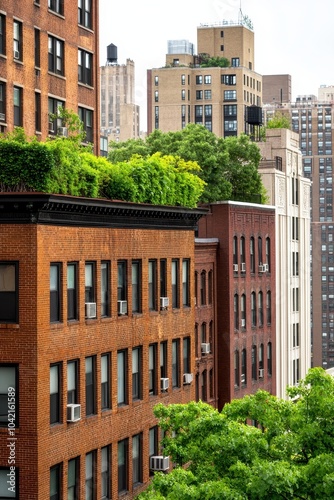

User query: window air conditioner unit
[67,403,81,422]
[160,297,169,309]
[241,319,246,327]
[183,373,193,384]
[233,264,238,272]
[258,265,265,273]
[240,374,246,384]
[117,300,127,315]
[161,377,169,391]
[201,343,210,355]
[259,368,264,378]
[85,302,96,319]
[0,113,5,122]
[48,121,54,133]
[263,263,269,272]
[57,126,68,137]
[150,456,170,472]
[14,50,20,60]
[241,262,246,272]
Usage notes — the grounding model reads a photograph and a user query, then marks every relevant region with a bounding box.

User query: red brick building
[0,1,100,154]
[197,201,276,409]
[0,193,206,499]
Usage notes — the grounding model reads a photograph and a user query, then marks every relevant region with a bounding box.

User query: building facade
[0,0,100,154]
[0,193,205,499]
[197,201,276,409]
[258,129,312,398]
[147,21,262,138]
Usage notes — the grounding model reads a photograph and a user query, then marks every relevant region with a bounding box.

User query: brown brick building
[0,193,205,499]
[0,0,100,154]
[197,201,276,409]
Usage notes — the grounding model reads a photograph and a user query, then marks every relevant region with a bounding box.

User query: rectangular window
[221,74,236,85]
[148,260,157,311]
[0,15,6,56]
[132,261,141,313]
[149,426,158,475]
[196,90,203,100]
[48,97,65,134]
[48,36,64,76]
[85,356,95,416]
[85,262,96,307]
[50,464,61,500]
[13,20,22,61]
[231,57,240,67]
[0,365,18,427]
[78,107,93,143]
[117,350,127,405]
[224,105,237,116]
[101,446,111,500]
[224,90,237,100]
[118,439,128,494]
[101,353,111,410]
[101,261,110,317]
[78,0,92,29]
[183,337,190,374]
[85,451,96,500]
[132,347,142,401]
[149,344,157,395]
[196,75,203,84]
[171,259,179,308]
[13,86,22,127]
[172,339,180,388]
[117,260,127,302]
[50,263,61,323]
[132,433,142,486]
[182,259,190,307]
[204,90,211,99]
[160,341,167,379]
[78,49,93,86]
[160,259,167,298]
[48,0,64,15]
[0,262,18,323]
[67,360,78,404]
[34,28,40,68]
[50,364,61,424]
[67,263,78,321]
[68,458,79,500]
[204,75,211,84]
[35,92,41,132]
[0,82,6,123]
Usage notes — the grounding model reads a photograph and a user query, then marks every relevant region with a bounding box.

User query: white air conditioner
[13,50,20,60]
[259,368,264,378]
[160,297,169,309]
[263,263,269,272]
[85,302,96,319]
[201,343,210,355]
[183,373,193,384]
[48,121,54,133]
[57,126,68,137]
[161,377,169,391]
[117,300,127,315]
[233,264,238,272]
[150,456,170,472]
[240,374,246,384]
[67,403,81,422]
[0,113,5,122]
[241,319,246,327]
[241,262,246,272]
[258,265,265,273]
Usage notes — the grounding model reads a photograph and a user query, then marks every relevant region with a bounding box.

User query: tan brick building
[0,0,100,154]
[0,193,205,499]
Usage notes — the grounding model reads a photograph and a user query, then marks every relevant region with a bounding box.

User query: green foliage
[49,106,88,145]
[138,368,334,500]
[266,111,291,130]
[200,56,230,68]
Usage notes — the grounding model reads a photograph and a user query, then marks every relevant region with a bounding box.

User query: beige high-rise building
[147,20,262,137]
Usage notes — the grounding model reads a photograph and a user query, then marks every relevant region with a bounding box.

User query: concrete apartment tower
[258,129,311,398]
[100,44,140,144]
[147,14,263,137]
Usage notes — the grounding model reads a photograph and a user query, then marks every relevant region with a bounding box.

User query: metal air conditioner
[150,456,170,472]
[259,368,264,378]
[117,300,127,315]
[0,113,5,122]
[241,262,246,272]
[13,50,20,60]
[183,373,193,384]
[161,377,169,391]
[233,264,238,272]
[201,343,210,355]
[57,126,68,137]
[67,404,81,422]
[160,297,169,309]
[263,263,269,272]
[258,265,265,273]
[85,302,96,319]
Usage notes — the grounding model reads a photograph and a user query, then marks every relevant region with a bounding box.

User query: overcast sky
[99,0,334,130]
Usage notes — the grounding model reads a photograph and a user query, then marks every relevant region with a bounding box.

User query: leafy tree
[266,111,291,130]
[137,368,334,499]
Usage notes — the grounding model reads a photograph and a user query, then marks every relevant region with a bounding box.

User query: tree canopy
[137,368,334,500]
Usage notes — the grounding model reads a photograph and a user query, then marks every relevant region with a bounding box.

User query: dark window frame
[132,433,143,486]
[85,356,96,416]
[100,261,110,317]
[50,263,62,323]
[0,14,6,56]
[0,262,18,324]
[67,359,78,405]
[48,0,64,15]
[50,463,62,500]
[117,350,127,406]
[78,49,93,86]
[132,347,142,401]
[78,0,92,29]
[118,438,128,494]
[13,86,22,127]
[101,353,111,410]
[50,363,61,425]
[48,35,64,76]
[67,262,78,321]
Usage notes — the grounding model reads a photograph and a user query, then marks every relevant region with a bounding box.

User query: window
[117,260,127,305]
[101,354,111,410]
[101,261,110,317]
[251,346,257,380]
[196,75,203,84]
[155,106,159,129]
[149,344,157,395]
[0,82,6,124]
[101,446,111,500]
[181,74,185,85]
[222,74,236,85]
[78,49,93,86]
[50,264,61,323]
[85,451,96,500]
[204,75,211,84]
[13,20,22,61]
[160,259,167,299]
[0,365,17,427]
[234,350,239,387]
[233,236,238,267]
[267,342,272,375]
[48,97,65,134]
[78,0,92,29]
[35,92,41,132]
[68,458,79,500]
[196,90,203,100]
[0,15,6,56]
[266,237,271,271]
[181,89,185,100]
[48,0,64,15]
[250,237,255,273]
[241,294,246,328]
[200,270,206,305]
[132,347,142,401]
[182,259,190,306]
[154,76,159,86]
[50,364,61,424]
[132,261,141,313]
[67,263,78,321]
[258,237,263,265]
[154,90,158,102]
[241,349,247,385]
[224,90,237,100]
[50,464,61,500]
[240,237,245,265]
[117,350,127,405]
[85,356,95,416]
[132,434,142,486]
[172,339,180,388]
[231,57,240,67]
[13,87,22,127]
[171,259,179,308]
[224,120,237,132]
[34,28,40,68]
[148,260,157,311]
[118,439,128,494]
[149,426,158,475]
[183,337,191,374]
[48,36,64,76]
[0,263,18,323]
[251,292,256,327]
[258,292,263,326]
[208,270,213,304]
[259,344,264,374]
[160,341,167,380]
[204,90,212,100]
[67,360,78,404]
[78,107,93,143]
[266,291,271,325]
[234,294,239,329]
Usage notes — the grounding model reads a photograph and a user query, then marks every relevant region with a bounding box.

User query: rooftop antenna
[238,0,243,24]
